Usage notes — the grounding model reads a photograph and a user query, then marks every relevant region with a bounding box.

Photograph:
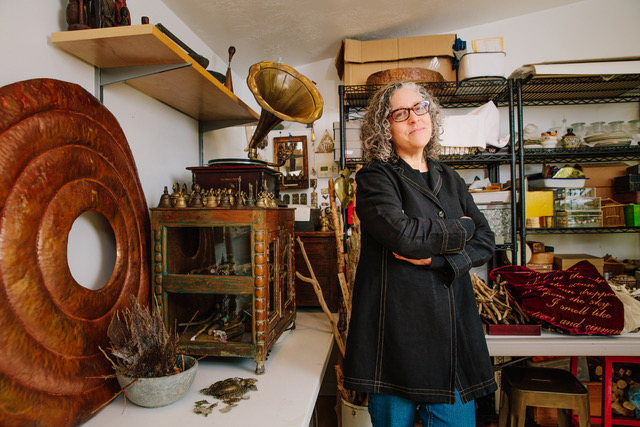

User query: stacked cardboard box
[334,34,457,85]
[613,164,640,203]
[581,162,629,201]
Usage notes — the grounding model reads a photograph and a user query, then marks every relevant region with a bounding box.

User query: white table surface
[83,311,334,427]
[486,330,640,357]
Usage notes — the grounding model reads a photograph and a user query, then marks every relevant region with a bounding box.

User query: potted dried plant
[100,296,198,408]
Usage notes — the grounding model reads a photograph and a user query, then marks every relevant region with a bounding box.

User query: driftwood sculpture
[0,79,150,426]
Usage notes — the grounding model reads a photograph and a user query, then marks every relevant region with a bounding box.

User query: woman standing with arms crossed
[343,81,497,426]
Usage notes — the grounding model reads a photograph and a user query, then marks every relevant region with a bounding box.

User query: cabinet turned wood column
[294,231,339,312]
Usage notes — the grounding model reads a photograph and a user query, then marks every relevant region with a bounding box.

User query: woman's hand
[393,252,432,266]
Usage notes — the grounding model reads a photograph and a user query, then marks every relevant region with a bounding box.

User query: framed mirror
[273,135,309,190]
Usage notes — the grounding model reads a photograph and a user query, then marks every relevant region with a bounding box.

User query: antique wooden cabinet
[294,231,339,312]
[150,207,296,374]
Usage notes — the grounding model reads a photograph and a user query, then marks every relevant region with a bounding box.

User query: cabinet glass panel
[167,292,254,345]
[268,239,277,316]
[165,225,252,276]
[281,234,292,302]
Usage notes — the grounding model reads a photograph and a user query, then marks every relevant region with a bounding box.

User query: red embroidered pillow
[489,261,624,335]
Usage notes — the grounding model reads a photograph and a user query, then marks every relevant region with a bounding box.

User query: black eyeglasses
[388,100,430,122]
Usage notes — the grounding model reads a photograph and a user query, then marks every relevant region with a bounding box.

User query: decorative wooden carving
[0,78,150,426]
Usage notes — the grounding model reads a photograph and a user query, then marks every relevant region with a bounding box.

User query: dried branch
[472,273,529,325]
[296,236,346,357]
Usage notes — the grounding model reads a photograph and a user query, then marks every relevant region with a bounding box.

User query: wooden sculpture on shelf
[0,78,150,425]
[66,0,91,30]
[115,0,130,26]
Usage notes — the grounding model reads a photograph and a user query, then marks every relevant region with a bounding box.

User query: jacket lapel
[393,157,444,209]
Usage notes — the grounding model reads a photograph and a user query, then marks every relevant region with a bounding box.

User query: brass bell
[158,186,172,208]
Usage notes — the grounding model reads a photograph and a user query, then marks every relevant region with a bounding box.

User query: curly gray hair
[360,81,444,163]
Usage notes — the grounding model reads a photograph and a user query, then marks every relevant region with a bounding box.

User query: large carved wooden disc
[0,79,150,426]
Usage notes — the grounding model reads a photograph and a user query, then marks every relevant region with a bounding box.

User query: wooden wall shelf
[51,25,259,130]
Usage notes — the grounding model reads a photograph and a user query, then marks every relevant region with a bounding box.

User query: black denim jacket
[343,157,497,404]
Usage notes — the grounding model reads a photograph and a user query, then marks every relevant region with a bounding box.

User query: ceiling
[162,0,582,79]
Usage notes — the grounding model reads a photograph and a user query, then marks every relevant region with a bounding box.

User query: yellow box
[526,191,554,218]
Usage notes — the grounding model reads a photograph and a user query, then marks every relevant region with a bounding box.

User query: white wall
[0,0,226,288]
[2,0,639,285]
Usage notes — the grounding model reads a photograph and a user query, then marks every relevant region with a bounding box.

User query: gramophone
[189,61,323,201]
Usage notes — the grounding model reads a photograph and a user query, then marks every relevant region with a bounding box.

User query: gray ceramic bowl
[116,355,198,408]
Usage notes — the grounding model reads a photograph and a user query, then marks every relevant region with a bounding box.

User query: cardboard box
[526,191,554,218]
[334,34,457,85]
[529,251,554,264]
[554,253,604,275]
[581,163,629,187]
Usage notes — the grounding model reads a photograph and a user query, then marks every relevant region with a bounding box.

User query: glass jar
[628,119,640,145]
[587,121,606,136]
[608,121,625,133]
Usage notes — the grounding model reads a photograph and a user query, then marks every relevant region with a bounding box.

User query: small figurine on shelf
[225,46,236,93]
[319,208,333,231]
[90,0,116,28]
[170,182,181,207]
[115,0,131,26]
[246,183,256,206]
[66,0,91,30]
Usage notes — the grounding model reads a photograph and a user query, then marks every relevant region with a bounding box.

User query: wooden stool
[498,366,591,427]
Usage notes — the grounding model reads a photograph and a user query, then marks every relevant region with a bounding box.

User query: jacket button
[438,211,445,218]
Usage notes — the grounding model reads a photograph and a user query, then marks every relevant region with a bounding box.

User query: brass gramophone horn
[246,61,323,160]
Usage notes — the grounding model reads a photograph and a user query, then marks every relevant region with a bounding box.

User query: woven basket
[601,198,626,227]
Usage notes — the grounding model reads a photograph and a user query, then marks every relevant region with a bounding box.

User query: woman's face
[388,87,432,158]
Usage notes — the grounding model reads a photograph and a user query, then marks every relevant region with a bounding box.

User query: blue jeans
[368,388,475,427]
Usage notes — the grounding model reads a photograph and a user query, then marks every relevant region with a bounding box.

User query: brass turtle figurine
[200,377,258,408]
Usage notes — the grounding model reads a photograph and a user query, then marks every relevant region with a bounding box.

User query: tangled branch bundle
[472,273,530,325]
[105,296,180,378]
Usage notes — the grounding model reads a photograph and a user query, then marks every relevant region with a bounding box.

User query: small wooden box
[554,253,604,275]
[602,198,627,227]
